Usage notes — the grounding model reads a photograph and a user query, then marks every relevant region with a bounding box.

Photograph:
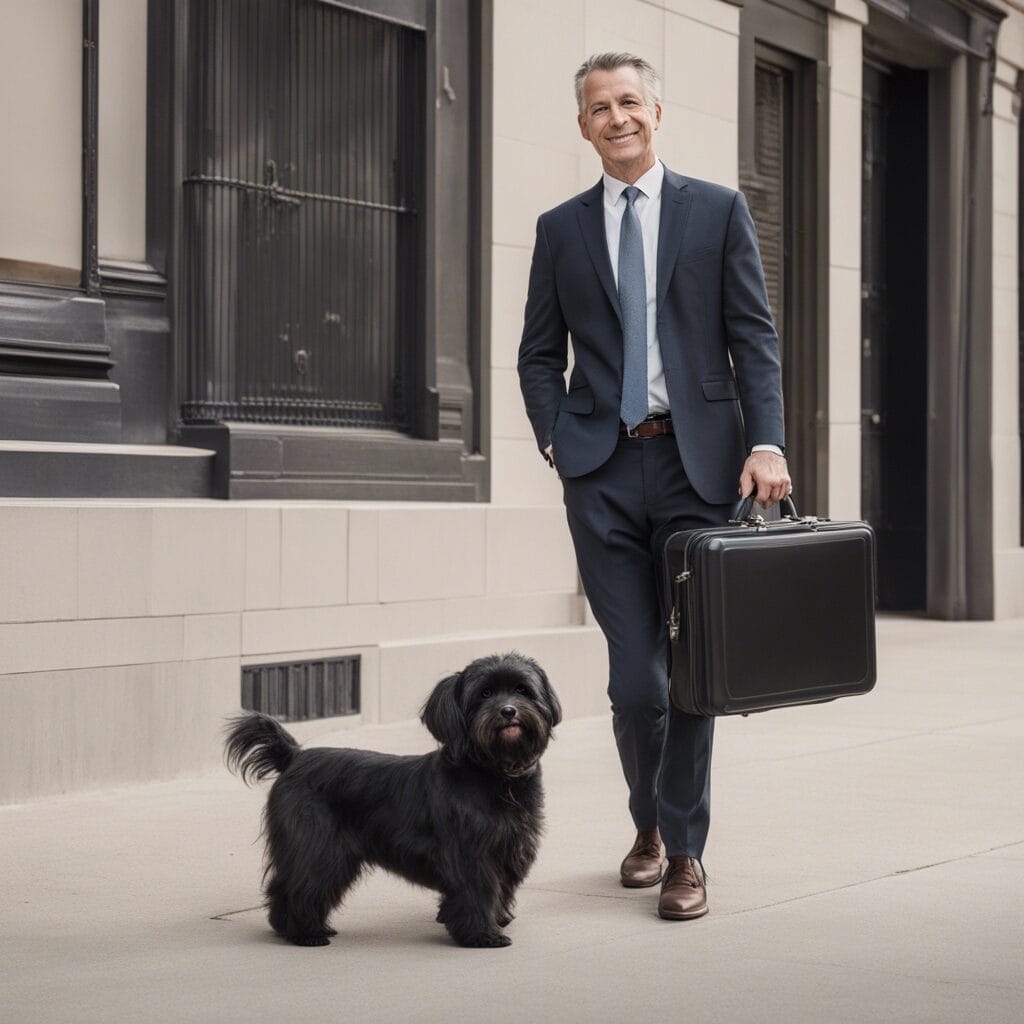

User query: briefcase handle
[730,494,799,524]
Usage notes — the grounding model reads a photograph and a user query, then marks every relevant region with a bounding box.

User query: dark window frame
[153,0,492,500]
[738,0,830,516]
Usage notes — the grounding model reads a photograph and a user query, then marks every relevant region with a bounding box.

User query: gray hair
[574,52,662,114]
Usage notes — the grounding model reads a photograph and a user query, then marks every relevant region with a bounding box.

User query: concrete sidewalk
[2,616,1023,1024]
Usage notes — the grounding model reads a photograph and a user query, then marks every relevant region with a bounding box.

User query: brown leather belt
[620,416,674,438]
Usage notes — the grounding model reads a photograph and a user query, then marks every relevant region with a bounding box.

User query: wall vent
[241,655,360,722]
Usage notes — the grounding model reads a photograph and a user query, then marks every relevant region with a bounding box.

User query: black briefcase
[663,497,877,716]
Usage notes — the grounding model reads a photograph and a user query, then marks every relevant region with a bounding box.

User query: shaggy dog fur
[225,653,561,948]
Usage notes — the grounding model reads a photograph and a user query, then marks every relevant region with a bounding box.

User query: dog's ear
[535,664,562,727]
[420,671,466,751]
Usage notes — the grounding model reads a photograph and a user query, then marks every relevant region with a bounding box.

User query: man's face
[578,66,662,183]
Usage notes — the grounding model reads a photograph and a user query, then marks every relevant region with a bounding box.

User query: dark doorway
[861,63,929,610]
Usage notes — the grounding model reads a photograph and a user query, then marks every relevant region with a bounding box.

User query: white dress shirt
[602,159,782,455]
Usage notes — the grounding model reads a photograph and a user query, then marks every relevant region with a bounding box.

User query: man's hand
[544,445,556,469]
[738,451,791,508]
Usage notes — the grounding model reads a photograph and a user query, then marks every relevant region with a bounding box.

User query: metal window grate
[241,655,360,721]
[180,0,424,430]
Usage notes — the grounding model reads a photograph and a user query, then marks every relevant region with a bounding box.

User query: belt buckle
[625,422,640,438]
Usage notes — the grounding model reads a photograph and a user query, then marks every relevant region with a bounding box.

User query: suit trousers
[561,433,730,858]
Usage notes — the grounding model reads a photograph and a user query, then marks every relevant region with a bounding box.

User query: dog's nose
[500,705,517,720]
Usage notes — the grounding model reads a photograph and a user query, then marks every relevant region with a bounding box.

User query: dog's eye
[516,685,529,695]
[481,688,493,698]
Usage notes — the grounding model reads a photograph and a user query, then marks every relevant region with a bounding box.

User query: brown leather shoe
[658,856,708,920]
[619,829,667,888]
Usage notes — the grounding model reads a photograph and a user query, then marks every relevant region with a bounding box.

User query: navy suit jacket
[517,166,784,506]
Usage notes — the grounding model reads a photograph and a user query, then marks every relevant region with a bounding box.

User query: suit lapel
[576,181,622,326]
[656,168,693,312]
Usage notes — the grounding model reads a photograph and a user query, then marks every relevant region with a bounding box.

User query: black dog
[225,653,561,948]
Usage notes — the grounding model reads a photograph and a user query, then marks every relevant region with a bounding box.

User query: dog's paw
[455,932,512,948]
[495,911,515,927]
[288,934,332,947]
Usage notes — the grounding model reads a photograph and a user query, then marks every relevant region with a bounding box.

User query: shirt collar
[603,159,664,205]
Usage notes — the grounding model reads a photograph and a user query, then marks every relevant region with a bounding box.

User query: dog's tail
[224,713,299,784]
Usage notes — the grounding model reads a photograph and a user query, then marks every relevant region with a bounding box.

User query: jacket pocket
[701,378,739,401]
[677,245,718,266]
[560,386,595,414]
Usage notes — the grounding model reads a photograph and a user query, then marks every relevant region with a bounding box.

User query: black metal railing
[180,0,424,430]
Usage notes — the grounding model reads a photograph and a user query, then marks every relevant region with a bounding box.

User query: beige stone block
[0,616,183,675]
[827,422,861,521]
[0,506,78,623]
[663,12,738,123]
[829,14,863,100]
[492,366,535,441]
[241,603,380,658]
[831,0,868,22]
[657,103,737,188]
[662,0,739,35]
[493,0,583,157]
[77,507,152,619]
[490,439,567,507]
[993,118,1018,217]
[491,243,533,371]
[280,507,348,608]
[377,599,446,643]
[486,506,578,595]
[0,659,238,801]
[992,79,1017,123]
[244,507,281,609]
[439,592,583,635]
[377,624,607,723]
[348,509,379,605]
[994,210,1016,259]
[578,152,604,193]
[991,433,1022,550]
[584,0,666,66]
[357,643,381,724]
[184,612,241,661]
[830,91,862,270]
[994,549,1024,620]
[993,250,1016,292]
[377,507,487,602]
[828,266,862,424]
[493,136,583,248]
[992,294,1020,438]
[150,506,246,615]
[997,8,1024,59]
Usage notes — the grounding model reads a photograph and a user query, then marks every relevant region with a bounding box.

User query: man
[517,53,791,920]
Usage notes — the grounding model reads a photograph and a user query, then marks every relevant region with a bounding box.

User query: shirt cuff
[750,444,784,456]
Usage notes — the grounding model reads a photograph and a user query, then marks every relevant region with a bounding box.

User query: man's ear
[420,672,465,749]
[579,112,591,142]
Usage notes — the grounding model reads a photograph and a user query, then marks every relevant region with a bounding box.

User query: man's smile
[607,130,639,144]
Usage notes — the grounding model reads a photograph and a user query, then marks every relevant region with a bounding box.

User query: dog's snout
[500,705,517,720]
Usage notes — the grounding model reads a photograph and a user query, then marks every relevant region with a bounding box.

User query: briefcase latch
[668,607,680,642]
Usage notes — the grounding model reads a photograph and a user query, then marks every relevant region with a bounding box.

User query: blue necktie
[618,186,648,430]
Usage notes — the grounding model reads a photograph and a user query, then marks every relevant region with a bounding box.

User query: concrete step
[0,440,215,498]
